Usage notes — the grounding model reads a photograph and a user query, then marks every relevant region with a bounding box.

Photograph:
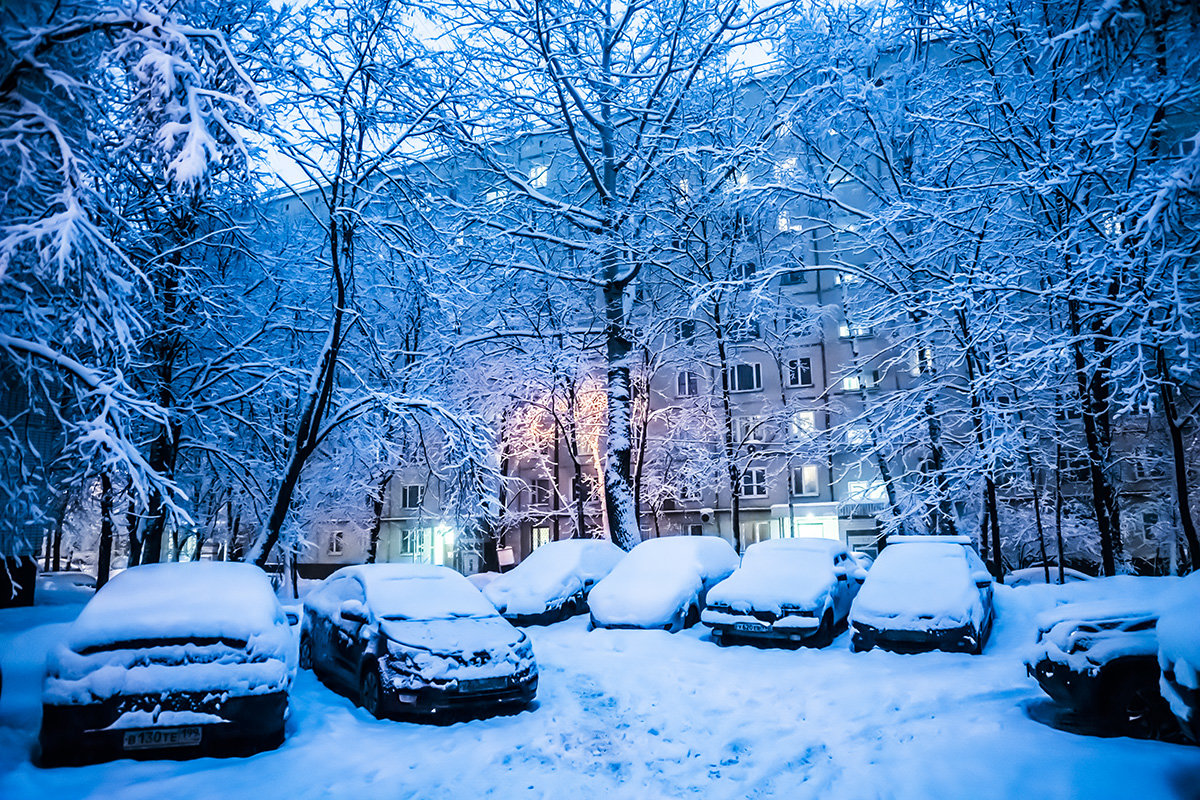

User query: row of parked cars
[486,534,996,655]
[31,534,1198,766]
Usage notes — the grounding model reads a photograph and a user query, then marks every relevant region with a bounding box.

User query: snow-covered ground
[2,578,1199,800]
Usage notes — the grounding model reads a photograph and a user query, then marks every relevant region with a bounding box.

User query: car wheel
[683,603,700,629]
[810,612,835,648]
[850,631,872,653]
[711,629,725,647]
[299,633,313,670]
[360,666,384,719]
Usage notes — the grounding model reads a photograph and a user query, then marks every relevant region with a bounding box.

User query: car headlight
[513,633,534,662]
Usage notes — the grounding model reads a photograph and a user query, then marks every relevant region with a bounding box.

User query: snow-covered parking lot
[2,580,1199,800]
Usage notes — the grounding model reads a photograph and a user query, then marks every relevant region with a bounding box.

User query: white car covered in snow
[38,562,296,767]
[849,536,995,654]
[1158,571,1200,742]
[701,538,865,648]
[300,564,537,719]
[484,538,625,625]
[587,535,739,632]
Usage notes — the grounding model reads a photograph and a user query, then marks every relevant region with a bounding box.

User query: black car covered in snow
[300,564,537,719]
[38,562,296,766]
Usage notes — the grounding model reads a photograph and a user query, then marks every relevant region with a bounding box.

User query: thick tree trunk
[601,278,640,551]
[366,476,388,564]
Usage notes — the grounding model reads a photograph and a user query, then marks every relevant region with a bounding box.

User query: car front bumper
[1027,657,1101,710]
[851,621,980,653]
[38,690,288,767]
[702,608,822,645]
[378,668,538,718]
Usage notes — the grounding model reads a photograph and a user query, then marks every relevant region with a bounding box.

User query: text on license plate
[734,622,766,632]
[123,726,202,750]
[460,677,509,692]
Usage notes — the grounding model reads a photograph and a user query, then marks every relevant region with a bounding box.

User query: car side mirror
[284,609,300,626]
[971,571,993,588]
[339,599,369,625]
[852,568,868,584]
[833,565,848,580]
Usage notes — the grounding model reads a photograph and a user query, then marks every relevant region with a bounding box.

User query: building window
[530,479,552,507]
[676,370,700,397]
[401,485,423,509]
[777,212,790,232]
[790,410,817,438]
[846,480,888,503]
[328,530,344,556]
[1143,512,1159,533]
[688,523,704,536]
[729,318,761,341]
[780,269,806,286]
[728,362,763,392]
[843,374,861,392]
[911,346,933,376]
[734,261,756,280]
[791,465,820,497]
[838,323,873,338]
[531,525,552,550]
[734,415,766,444]
[787,357,813,387]
[528,163,549,188]
[742,469,768,497]
[846,426,870,448]
[676,319,697,341]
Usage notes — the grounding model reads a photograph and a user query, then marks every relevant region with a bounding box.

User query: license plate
[459,676,509,692]
[734,622,767,633]
[122,726,202,750]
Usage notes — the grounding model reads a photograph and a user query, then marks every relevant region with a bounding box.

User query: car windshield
[369,576,499,621]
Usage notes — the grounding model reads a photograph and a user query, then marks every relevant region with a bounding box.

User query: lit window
[790,410,817,437]
[531,525,552,549]
[843,375,861,392]
[791,466,820,496]
[678,178,690,196]
[484,188,508,204]
[742,469,768,497]
[728,363,763,392]
[846,426,870,447]
[777,212,790,232]
[528,164,548,188]
[838,324,873,339]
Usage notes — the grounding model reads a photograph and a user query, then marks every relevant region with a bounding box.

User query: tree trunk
[96,472,114,588]
[367,476,388,564]
[1158,349,1199,572]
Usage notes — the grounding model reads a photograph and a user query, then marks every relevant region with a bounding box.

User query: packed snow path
[2,582,1199,799]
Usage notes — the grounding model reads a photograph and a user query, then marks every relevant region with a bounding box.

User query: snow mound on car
[851,540,983,629]
[485,539,625,615]
[588,536,738,627]
[707,538,844,613]
[65,562,286,651]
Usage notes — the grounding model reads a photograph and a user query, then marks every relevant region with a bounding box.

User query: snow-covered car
[702,538,865,647]
[1158,571,1200,742]
[1027,598,1175,738]
[300,564,537,719]
[849,551,875,573]
[484,538,625,625]
[587,535,739,632]
[38,562,295,767]
[848,536,995,654]
[1006,566,1093,587]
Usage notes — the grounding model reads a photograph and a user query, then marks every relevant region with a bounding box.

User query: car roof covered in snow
[850,539,987,629]
[709,538,848,612]
[323,563,498,621]
[66,561,284,651]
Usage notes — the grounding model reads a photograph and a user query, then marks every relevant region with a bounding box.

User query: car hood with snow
[43,562,295,705]
[484,539,625,617]
[1028,597,1161,675]
[588,536,738,629]
[850,538,990,631]
[705,538,849,615]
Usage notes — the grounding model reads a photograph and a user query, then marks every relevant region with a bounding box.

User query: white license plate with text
[122,726,202,750]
